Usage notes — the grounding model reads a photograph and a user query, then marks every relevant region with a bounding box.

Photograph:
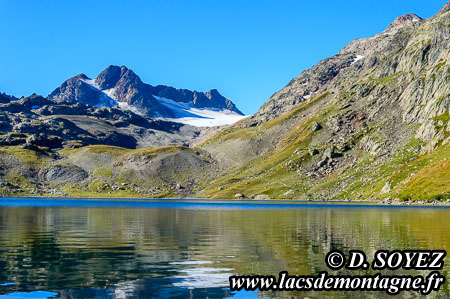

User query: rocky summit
[49,65,244,119]
[0,2,449,201]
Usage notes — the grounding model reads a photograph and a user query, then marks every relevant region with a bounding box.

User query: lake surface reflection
[0,198,449,298]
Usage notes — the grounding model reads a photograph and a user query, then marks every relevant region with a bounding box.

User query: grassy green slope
[0,144,216,198]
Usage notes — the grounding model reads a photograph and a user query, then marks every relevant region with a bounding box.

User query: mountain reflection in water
[0,198,448,298]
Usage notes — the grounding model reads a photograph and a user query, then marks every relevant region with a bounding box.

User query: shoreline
[1,195,449,207]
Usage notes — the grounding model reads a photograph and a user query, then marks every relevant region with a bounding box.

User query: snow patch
[155,96,248,127]
[81,78,118,107]
[352,55,365,64]
[118,102,144,115]
[79,79,246,127]
[95,93,118,108]
[82,78,100,89]
[103,87,118,102]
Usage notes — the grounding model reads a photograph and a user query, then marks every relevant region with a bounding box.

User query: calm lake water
[0,198,449,298]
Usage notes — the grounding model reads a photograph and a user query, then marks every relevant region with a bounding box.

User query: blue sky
[0,0,446,114]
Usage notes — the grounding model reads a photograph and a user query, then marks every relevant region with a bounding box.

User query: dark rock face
[105,66,174,118]
[151,85,243,114]
[202,89,241,112]
[0,92,20,107]
[151,85,194,103]
[48,65,243,118]
[95,65,122,89]
[0,93,12,104]
[48,74,117,107]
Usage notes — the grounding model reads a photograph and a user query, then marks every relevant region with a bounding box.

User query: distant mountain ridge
[0,92,17,104]
[49,65,244,121]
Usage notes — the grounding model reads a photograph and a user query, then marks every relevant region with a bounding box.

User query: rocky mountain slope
[0,3,448,201]
[0,94,205,149]
[49,65,244,122]
[197,3,449,202]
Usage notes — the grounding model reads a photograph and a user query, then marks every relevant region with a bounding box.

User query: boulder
[309,148,319,156]
[311,121,322,131]
[323,146,337,159]
[254,194,271,200]
[381,181,391,194]
[317,158,328,168]
[415,120,436,141]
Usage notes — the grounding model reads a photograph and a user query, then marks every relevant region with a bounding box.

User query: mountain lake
[0,197,448,298]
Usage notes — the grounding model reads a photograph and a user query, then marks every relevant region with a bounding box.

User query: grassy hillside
[195,5,450,202]
[0,144,216,198]
[196,97,449,202]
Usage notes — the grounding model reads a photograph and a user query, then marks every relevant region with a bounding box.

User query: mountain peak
[105,65,122,72]
[206,89,220,97]
[75,73,89,80]
[49,65,244,121]
[393,13,421,24]
[95,65,123,90]
[385,13,422,33]
[120,65,130,71]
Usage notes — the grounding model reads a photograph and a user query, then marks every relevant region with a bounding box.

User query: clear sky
[0,0,446,114]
